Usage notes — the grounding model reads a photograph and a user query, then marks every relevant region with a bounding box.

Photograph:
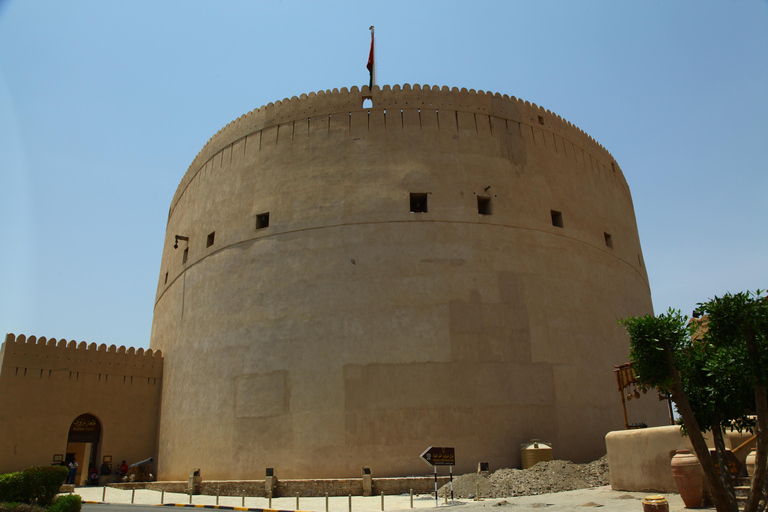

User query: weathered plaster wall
[150,84,667,480]
[606,425,757,492]
[0,334,163,478]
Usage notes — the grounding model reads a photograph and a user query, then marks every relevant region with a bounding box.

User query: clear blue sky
[1,1,766,350]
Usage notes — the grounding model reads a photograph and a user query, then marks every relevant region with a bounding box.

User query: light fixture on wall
[173,235,189,249]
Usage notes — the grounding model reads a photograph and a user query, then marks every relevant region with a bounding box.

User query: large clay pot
[671,450,705,508]
[746,448,757,479]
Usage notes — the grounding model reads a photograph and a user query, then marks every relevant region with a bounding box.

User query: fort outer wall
[150,84,669,481]
[0,334,162,481]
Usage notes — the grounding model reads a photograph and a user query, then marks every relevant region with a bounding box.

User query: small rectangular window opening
[182,248,188,264]
[410,193,428,213]
[256,212,270,229]
[604,232,614,249]
[206,232,215,248]
[477,196,492,215]
[164,272,168,284]
[538,115,545,125]
[551,210,563,228]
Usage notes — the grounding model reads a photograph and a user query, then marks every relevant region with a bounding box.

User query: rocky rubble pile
[438,457,610,498]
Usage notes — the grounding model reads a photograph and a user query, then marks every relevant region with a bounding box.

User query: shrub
[23,466,68,507]
[0,503,44,512]
[48,495,81,512]
[0,472,24,503]
[2,466,68,507]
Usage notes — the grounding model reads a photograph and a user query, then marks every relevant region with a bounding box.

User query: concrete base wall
[110,477,451,496]
[605,425,757,492]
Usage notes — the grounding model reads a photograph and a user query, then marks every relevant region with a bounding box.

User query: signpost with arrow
[420,446,455,506]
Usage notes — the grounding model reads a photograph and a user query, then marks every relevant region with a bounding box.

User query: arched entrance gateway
[65,414,101,485]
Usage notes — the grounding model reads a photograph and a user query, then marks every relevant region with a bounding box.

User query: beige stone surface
[606,425,757,492]
[150,84,668,480]
[0,333,162,479]
[73,485,701,512]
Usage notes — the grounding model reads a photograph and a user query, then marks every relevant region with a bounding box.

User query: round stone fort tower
[150,84,666,480]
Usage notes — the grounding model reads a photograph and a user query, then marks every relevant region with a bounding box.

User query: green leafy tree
[622,290,767,512]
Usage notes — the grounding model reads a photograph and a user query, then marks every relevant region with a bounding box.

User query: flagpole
[369,26,375,89]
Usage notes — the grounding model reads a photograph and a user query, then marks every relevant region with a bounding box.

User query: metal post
[102,487,106,502]
[450,466,454,504]
[269,496,272,508]
[381,491,384,511]
[410,489,413,508]
[349,493,352,512]
[242,491,245,507]
[296,492,300,509]
[434,466,438,507]
[216,494,219,505]
[161,490,165,504]
[189,493,192,504]
[326,493,329,512]
[131,489,135,504]
[475,483,480,501]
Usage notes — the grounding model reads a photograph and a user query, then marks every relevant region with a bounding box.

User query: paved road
[74,485,715,512]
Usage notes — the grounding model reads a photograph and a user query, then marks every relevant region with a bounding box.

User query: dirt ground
[438,457,610,498]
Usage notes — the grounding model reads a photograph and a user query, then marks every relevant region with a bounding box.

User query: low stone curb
[81,503,303,512]
[157,505,305,512]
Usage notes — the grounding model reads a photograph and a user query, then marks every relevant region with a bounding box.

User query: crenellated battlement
[171,84,621,218]
[1,333,163,379]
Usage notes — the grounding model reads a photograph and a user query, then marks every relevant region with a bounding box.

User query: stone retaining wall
[108,476,451,496]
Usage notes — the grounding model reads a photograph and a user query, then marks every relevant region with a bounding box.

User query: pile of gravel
[438,456,609,498]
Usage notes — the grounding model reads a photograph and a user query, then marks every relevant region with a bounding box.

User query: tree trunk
[712,420,738,512]
[746,327,768,512]
[665,346,735,512]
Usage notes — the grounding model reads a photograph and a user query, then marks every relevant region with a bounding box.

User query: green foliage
[0,472,24,504]
[0,466,68,507]
[622,292,768,434]
[20,466,68,507]
[0,503,44,512]
[697,290,768,387]
[48,495,81,512]
[623,290,768,512]
[621,308,691,391]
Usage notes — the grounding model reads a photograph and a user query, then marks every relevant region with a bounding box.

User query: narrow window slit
[256,213,270,230]
[410,193,428,213]
[477,196,492,215]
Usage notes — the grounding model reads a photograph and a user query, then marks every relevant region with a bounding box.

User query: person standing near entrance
[67,457,78,484]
